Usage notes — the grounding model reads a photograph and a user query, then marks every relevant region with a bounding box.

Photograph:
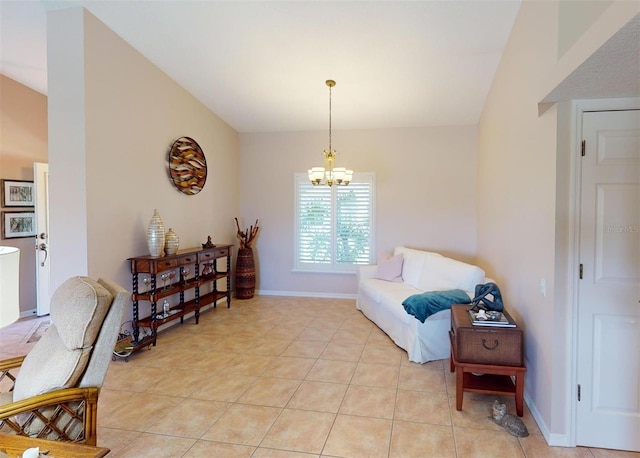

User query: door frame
[34,162,50,316]
[568,97,640,447]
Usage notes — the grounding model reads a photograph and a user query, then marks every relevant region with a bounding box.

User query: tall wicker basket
[235,247,256,299]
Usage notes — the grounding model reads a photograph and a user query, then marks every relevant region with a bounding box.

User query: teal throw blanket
[402,289,471,323]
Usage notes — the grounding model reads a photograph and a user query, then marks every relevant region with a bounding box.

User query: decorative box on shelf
[124,245,231,359]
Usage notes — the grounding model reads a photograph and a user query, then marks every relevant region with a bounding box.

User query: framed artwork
[2,180,35,207]
[168,137,207,195]
[2,211,36,239]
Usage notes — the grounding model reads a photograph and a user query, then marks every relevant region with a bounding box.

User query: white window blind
[294,173,375,272]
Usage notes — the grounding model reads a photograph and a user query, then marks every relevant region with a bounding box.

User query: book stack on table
[468,309,516,328]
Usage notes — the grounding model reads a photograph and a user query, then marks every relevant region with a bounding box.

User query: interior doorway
[574,105,639,451]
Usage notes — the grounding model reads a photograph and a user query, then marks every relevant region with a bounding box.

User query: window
[294,173,375,272]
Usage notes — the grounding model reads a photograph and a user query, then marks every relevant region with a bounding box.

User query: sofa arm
[357,265,377,283]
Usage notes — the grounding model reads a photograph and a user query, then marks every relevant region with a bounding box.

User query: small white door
[34,162,50,316]
[577,109,640,451]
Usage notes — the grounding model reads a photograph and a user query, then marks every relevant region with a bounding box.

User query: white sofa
[356,246,487,363]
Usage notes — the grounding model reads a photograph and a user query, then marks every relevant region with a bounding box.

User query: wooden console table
[126,245,231,358]
[0,433,109,457]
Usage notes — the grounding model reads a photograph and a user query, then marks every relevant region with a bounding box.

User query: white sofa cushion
[418,253,485,293]
[393,246,442,289]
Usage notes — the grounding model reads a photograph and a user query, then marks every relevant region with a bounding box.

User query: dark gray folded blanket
[402,289,471,323]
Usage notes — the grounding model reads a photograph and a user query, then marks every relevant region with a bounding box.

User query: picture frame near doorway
[1,179,35,207]
[2,211,36,239]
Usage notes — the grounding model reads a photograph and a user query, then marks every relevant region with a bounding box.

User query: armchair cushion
[51,277,112,350]
[79,278,128,388]
[13,277,113,401]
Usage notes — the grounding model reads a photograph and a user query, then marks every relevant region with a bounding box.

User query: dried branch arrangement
[235,218,260,249]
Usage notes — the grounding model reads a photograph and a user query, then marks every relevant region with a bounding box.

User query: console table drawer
[130,257,178,273]
[178,254,197,265]
[214,246,230,257]
[198,247,229,262]
[156,258,178,270]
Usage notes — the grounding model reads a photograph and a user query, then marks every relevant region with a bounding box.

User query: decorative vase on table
[147,209,165,257]
[235,247,256,299]
[164,228,179,256]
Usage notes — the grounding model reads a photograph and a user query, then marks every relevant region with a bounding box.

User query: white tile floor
[1,296,638,457]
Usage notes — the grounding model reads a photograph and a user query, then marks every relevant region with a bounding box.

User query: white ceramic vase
[147,209,165,257]
[164,228,179,256]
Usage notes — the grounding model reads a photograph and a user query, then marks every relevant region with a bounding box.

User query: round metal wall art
[168,136,207,195]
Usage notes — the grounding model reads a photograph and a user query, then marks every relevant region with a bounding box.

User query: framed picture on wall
[2,180,35,207]
[2,211,36,239]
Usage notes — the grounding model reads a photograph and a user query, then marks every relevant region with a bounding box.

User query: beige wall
[557,0,613,57]
[0,75,47,315]
[478,0,560,438]
[46,8,239,323]
[239,126,478,296]
[478,0,638,445]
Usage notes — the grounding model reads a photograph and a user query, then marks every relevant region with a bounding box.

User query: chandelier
[308,80,353,186]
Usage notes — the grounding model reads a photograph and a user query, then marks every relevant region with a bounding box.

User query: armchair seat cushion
[13,277,113,401]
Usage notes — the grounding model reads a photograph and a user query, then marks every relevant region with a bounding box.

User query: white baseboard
[547,433,573,447]
[256,289,357,300]
[20,309,38,319]
[525,392,573,447]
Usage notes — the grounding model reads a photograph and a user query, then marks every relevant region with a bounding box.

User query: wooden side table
[449,336,527,416]
[449,304,526,417]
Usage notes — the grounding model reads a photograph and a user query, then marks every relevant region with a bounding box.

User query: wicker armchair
[0,277,127,445]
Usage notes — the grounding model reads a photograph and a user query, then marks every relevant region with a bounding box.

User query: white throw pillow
[374,253,404,282]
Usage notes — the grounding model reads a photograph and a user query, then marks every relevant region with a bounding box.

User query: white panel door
[577,109,640,451]
[34,162,51,316]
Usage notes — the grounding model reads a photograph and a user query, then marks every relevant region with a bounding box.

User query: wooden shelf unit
[127,245,231,355]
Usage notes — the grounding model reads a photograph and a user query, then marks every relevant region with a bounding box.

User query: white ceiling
[0,0,523,133]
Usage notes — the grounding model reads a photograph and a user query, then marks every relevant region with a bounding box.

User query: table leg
[456,367,464,411]
[515,372,524,416]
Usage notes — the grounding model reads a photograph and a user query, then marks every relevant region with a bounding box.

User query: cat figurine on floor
[490,400,529,437]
